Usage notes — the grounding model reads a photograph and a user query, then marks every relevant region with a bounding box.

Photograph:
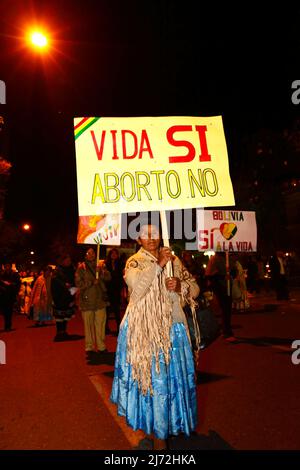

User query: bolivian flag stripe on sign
[74,117,100,140]
[74,115,235,215]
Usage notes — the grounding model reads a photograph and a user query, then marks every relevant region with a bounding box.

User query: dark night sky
[0,0,299,251]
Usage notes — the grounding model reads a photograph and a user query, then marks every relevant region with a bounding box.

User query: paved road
[1,289,300,450]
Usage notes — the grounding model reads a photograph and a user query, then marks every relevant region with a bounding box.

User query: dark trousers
[275,275,289,300]
[110,302,121,327]
[107,293,121,332]
[55,320,67,334]
[213,282,233,337]
[1,304,14,330]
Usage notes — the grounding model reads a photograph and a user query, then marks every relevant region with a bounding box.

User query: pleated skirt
[110,319,197,439]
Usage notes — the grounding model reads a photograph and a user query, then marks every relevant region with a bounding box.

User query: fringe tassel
[125,272,173,395]
[180,275,201,366]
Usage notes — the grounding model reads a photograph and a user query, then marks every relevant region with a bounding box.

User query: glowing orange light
[23,224,31,231]
[28,30,49,50]
[31,31,48,48]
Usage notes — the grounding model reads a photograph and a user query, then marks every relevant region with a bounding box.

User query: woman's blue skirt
[35,311,53,322]
[110,320,197,440]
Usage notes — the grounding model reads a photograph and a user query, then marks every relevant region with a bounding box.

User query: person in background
[246,256,258,294]
[23,281,32,316]
[75,248,111,358]
[256,255,265,294]
[18,280,31,315]
[105,248,124,335]
[181,251,198,277]
[51,254,76,341]
[232,257,250,311]
[29,266,53,326]
[111,224,199,450]
[205,253,237,342]
[269,251,290,301]
[181,251,207,293]
[0,263,21,332]
[29,271,38,288]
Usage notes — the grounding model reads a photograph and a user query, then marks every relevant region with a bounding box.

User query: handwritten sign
[197,210,257,252]
[74,116,235,215]
[77,213,121,245]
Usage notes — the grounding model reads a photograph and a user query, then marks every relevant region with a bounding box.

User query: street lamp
[27,29,49,52]
[31,32,48,48]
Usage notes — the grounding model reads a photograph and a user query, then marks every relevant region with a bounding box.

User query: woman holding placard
[110,224,199,450]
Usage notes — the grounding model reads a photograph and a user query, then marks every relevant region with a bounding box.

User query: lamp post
[23,27,53,271]
[20,223,33,270]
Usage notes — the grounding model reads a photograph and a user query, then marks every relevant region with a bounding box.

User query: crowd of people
[0,237,294,449]
[0,247,292,337]
[0,249,128,336]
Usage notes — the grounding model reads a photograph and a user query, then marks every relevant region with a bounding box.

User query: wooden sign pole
[160,210,173,278]
[225,250,230,296]
[96,242,100,279]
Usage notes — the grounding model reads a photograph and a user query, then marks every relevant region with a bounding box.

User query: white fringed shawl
[125,268,173,395]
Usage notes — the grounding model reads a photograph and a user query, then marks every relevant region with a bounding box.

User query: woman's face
[85,249,95,261]
[61,256,72,267]
[138,225,161,252]
[110,250,119,260]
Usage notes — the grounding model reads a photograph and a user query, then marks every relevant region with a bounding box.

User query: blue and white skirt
[110,320,197,440]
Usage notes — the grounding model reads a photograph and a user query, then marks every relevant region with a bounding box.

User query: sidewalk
[0,314,130,450]
[245,288,300,311]
[1,294,300,450]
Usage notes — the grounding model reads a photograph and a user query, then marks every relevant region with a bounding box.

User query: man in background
[205,253,237,343]
[270,251,290,301]
[75,248,111,359]
[0,263,21,331]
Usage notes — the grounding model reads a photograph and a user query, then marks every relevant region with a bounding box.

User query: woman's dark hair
[106,248,119,260]
[56,253,71,265]
[106,248,119,268]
